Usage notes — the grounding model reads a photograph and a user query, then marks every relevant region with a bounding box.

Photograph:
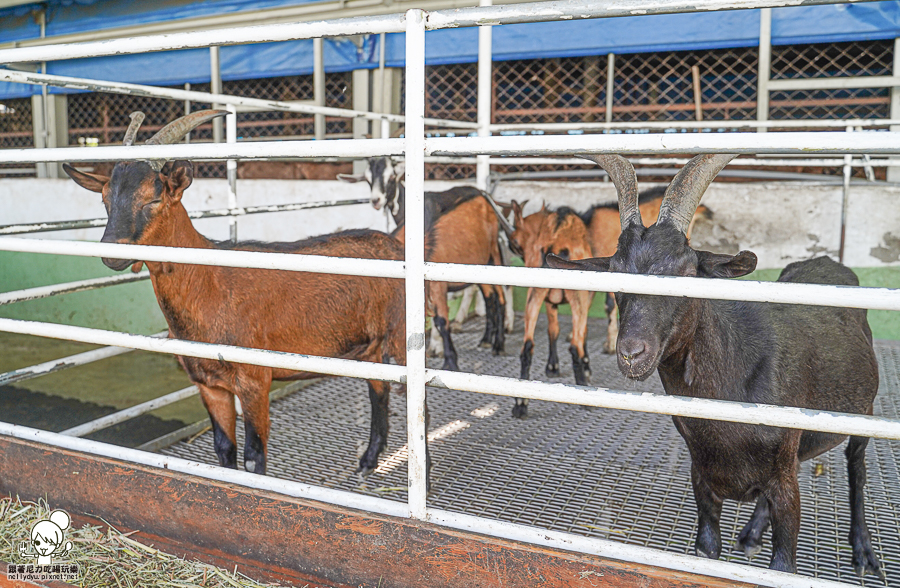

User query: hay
[0,495,301,588]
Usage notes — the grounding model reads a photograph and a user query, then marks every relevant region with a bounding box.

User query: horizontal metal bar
[0,138,405,164]
[0,13,407,65]
[767,75,900,91]
[422,262,900,312]
[428,510,859,588]
[0,272,150,305]
[490,118,900,132]
[59,385,199,437]
[0,420,410,518]
[2,316,899,442]
[0,414,864,588]
[0,198,370,236]
[6,131,900,166]
[0,318,406,383]
[426,132,900,156]
[0,69,477,130]
[425,0,879,29]
[425,368,900,441]
[0,331,167,387]
[433,155,900,167]
[0,237,406,280]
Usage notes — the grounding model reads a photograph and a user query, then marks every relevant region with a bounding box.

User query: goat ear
[337,172,366,183]
[161,160,193,202]
[545,253,611,273]
[63,164,108,193]
[697,250,757,279]
[392,161,405,178]
[511,200,526,225]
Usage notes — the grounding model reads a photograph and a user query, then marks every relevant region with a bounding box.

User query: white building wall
[2,178,898,269]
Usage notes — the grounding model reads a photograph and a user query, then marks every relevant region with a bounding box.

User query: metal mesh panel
[611,47,758,122]
[161,316,900,586]
[0,97,33,176]
[65,73,352,178]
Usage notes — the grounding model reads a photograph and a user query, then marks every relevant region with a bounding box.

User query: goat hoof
[441,360,460,372]
[356,463,376,477]
[492,347,504,356]
[478,340,492,349]
[602,342,615,355]
[545,364,560,377]
[511,404,528,419]
[851,538,883,578]
[737,539,763,559]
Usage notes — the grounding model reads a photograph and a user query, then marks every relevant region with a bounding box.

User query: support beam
[210,46,224,143]
[352,68,370,174]
[314,37,326,140]
[889,37,900,182]
[756,8,771,132]
[476,0,492,191]
[605,53,615,124]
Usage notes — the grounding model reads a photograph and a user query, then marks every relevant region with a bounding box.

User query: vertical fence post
[839,126,853,264]
[210,47,224,144]
[889,37,900,182]
[314,38,326,141]
[476,0,492,191]
[605,53,615,124]
[226,104,238,244]
[404,8,428,522]
[756,8,771,133]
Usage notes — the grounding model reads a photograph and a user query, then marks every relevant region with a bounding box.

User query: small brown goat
[63,111,415,479]
[580,177,711,354]
[340,158,513,371]
[509,201,594,418]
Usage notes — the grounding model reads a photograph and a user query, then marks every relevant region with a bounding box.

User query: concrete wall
[488,180,900,269]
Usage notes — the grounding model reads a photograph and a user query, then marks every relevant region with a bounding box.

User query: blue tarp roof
[1,0,899,99]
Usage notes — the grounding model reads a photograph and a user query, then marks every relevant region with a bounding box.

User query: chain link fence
[0,97,34,177]
[2,39,894,180]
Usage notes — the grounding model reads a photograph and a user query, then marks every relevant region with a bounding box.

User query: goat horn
[122,111,145,146]
[145,109,229,171]
[658,154,737,235]
[579,154,641,230]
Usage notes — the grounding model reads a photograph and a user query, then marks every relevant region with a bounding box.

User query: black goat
[548,154,882,577]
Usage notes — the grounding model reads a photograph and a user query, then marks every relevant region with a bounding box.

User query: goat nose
[618,339,646,363]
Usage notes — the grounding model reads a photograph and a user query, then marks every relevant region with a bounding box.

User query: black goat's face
[338,157,403,215]
[63,160,194,271]
[547,221,757,381]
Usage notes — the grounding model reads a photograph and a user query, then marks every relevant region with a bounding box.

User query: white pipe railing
[1,2,897,586]
[0,198,370,236]
[59,385,199,438]
[0,418,861,588]
[491,118,900,131]
[0,272,150,305]
[1,238,897,312]
[0,69,478,130]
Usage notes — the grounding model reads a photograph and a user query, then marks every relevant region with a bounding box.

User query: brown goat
[509,201,594,418]
[392,194,507,370]
[341,158,512,371]
[581,183,711,354]
[63,111,415,479]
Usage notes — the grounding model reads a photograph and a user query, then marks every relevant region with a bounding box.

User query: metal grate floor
[162,314,900,586]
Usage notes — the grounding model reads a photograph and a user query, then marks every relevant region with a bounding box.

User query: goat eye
[143,200,162,209]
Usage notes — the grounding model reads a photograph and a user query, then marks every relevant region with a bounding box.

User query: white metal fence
[1,1,899,587]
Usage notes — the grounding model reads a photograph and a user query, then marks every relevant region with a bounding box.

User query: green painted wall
[0,251,166,335]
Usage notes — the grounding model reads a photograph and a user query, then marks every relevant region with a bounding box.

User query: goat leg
[490,285,506,355]
[766,456,801,573]
[691,463,723,560]
[846,435,884,579]
[515,287,545,419]
[545,304,561,377]
[198,383,238,469]
[604,294,618,355]
[736,495,770,558]
[359,380,391,476]
[479,287,497,349]
[569,290,593,386]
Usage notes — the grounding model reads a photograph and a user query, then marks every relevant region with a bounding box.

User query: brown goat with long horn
[63,110,418,481]
[548,154,881,577]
